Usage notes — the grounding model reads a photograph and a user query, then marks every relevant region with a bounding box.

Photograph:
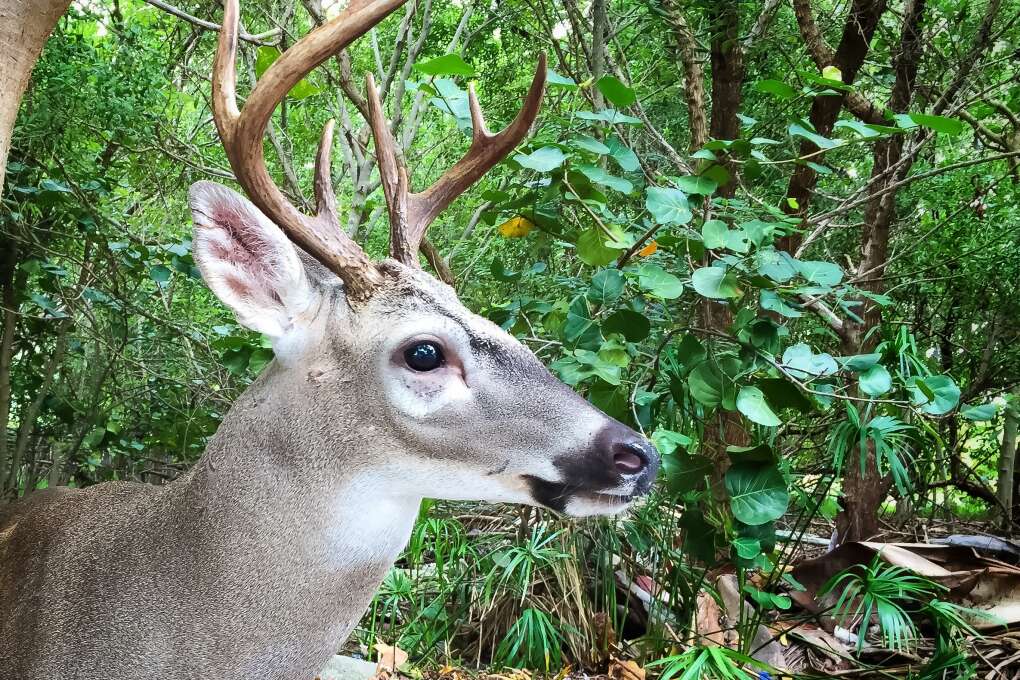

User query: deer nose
[612,441,651,474]
[594,421,660,483]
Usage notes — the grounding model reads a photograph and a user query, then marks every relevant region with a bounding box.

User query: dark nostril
[612,442,648,475]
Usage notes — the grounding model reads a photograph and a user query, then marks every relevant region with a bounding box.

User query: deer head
[189,0,659,516]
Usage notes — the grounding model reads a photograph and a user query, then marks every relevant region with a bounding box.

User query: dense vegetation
[2,0,1019,676]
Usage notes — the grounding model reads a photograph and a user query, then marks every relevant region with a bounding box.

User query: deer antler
[212,0,409,301]
[212,0,546,292]
[365,56,547,266]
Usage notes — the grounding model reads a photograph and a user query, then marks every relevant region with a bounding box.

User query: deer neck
[162,364,420,667]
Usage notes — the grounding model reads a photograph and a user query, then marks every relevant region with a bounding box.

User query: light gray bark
[0,0,72,195]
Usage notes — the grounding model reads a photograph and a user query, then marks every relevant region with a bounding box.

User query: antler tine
[212,0,412,301]
[366,54,548,266]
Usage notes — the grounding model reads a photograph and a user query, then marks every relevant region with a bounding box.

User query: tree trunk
[779,0,887,253]
[699,1,747,498]
[835,0,926,543]
[0,0,71,195]
[1001,402,1018,531]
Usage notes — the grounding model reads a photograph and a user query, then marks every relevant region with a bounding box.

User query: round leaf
[691,267,740,299]
[514,146,567,172]
[602,309,650,342]
[596,75,636,107]
[858,364,892,396]
[636,264,684,299]
[587,269,625,304]
[725,463,790,526]
[413,53,477,77]
[645,187,692,225]
[736,386,782,426]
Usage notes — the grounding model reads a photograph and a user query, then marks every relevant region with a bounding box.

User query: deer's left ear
[188,181,320,340]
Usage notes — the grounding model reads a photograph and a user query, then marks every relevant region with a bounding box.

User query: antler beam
[211,0,411,300]
[365,55,547,266]
[210,0,546,292]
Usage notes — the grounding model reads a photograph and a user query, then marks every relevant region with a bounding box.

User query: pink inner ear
[223,274,251,299]
[211,205,274,273]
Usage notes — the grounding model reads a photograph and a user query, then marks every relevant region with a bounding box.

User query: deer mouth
[522,475,641,515]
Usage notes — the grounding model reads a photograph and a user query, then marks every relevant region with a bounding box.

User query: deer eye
[403,341,445,371]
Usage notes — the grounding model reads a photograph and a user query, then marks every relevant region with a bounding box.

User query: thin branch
[143,0,280,44]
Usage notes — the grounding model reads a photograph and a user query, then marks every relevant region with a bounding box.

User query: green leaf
[607,136,641,172]
[909,113,964,135]
[726,463,790,526]
[961,403,998,421]
[602,309,650,342]
[570,135,610,155]
[645,187,692,225]
[414,53,477,77]
[789,122,841,149]
[796,259,843,286]
[839,354,882,371]
[563,296,602,348]
[733,536,762,560]
[691,266,740,299]
[835,119,883,139]
[149,265,172,284]
[760,290,803,317]
[651,428,692,455]
[83,426,106,449]
[821,65,843,82]
[858,364,892,396]
[756,249,798,283]
[636,264,684,299]
[688,361,724,407]
[737,386,782,426]
[596,75,636,107]
[576,109,642,125]
[221,347,251,375]
[514,146,567,172]
[702,220,728,249]
[490,257,522,282]
[39,178,73,193]
[782,343,838,380]
[576,227,625,267]
[576,164,633,193]
[757,378,813,413]
[248,347,274,373]
[907,375,961,415]
[587,269,625,304]
[546,68,578,89]
[673,176,718,195]
[755,79,796,99]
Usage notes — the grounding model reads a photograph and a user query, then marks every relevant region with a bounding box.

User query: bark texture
[0,0,72,195]
[780,0,887,253]
[836,0,926,543]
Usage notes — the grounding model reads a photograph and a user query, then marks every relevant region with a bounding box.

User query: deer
[0,1,659,678]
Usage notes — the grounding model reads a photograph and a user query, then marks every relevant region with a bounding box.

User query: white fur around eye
[189,181,320,343]
[394,369,471,419]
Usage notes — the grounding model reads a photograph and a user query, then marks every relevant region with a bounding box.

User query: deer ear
[188,181,320,339]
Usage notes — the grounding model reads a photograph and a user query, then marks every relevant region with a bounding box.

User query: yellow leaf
[637,241,658,257]
[498,215,535,238]
[822,65,843,82]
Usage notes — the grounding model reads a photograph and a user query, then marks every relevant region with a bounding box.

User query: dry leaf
[608,656,645,680]
[498,216,535,238]
[373,643,408,674]
[694,591,727,646]
[637,241,658,257]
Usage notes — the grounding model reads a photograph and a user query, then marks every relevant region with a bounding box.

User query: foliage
[3,0,1020,675]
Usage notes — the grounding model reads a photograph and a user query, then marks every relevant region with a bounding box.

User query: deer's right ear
[188,181,320,340]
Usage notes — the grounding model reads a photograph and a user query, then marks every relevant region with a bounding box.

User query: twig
[142,0,281,44]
